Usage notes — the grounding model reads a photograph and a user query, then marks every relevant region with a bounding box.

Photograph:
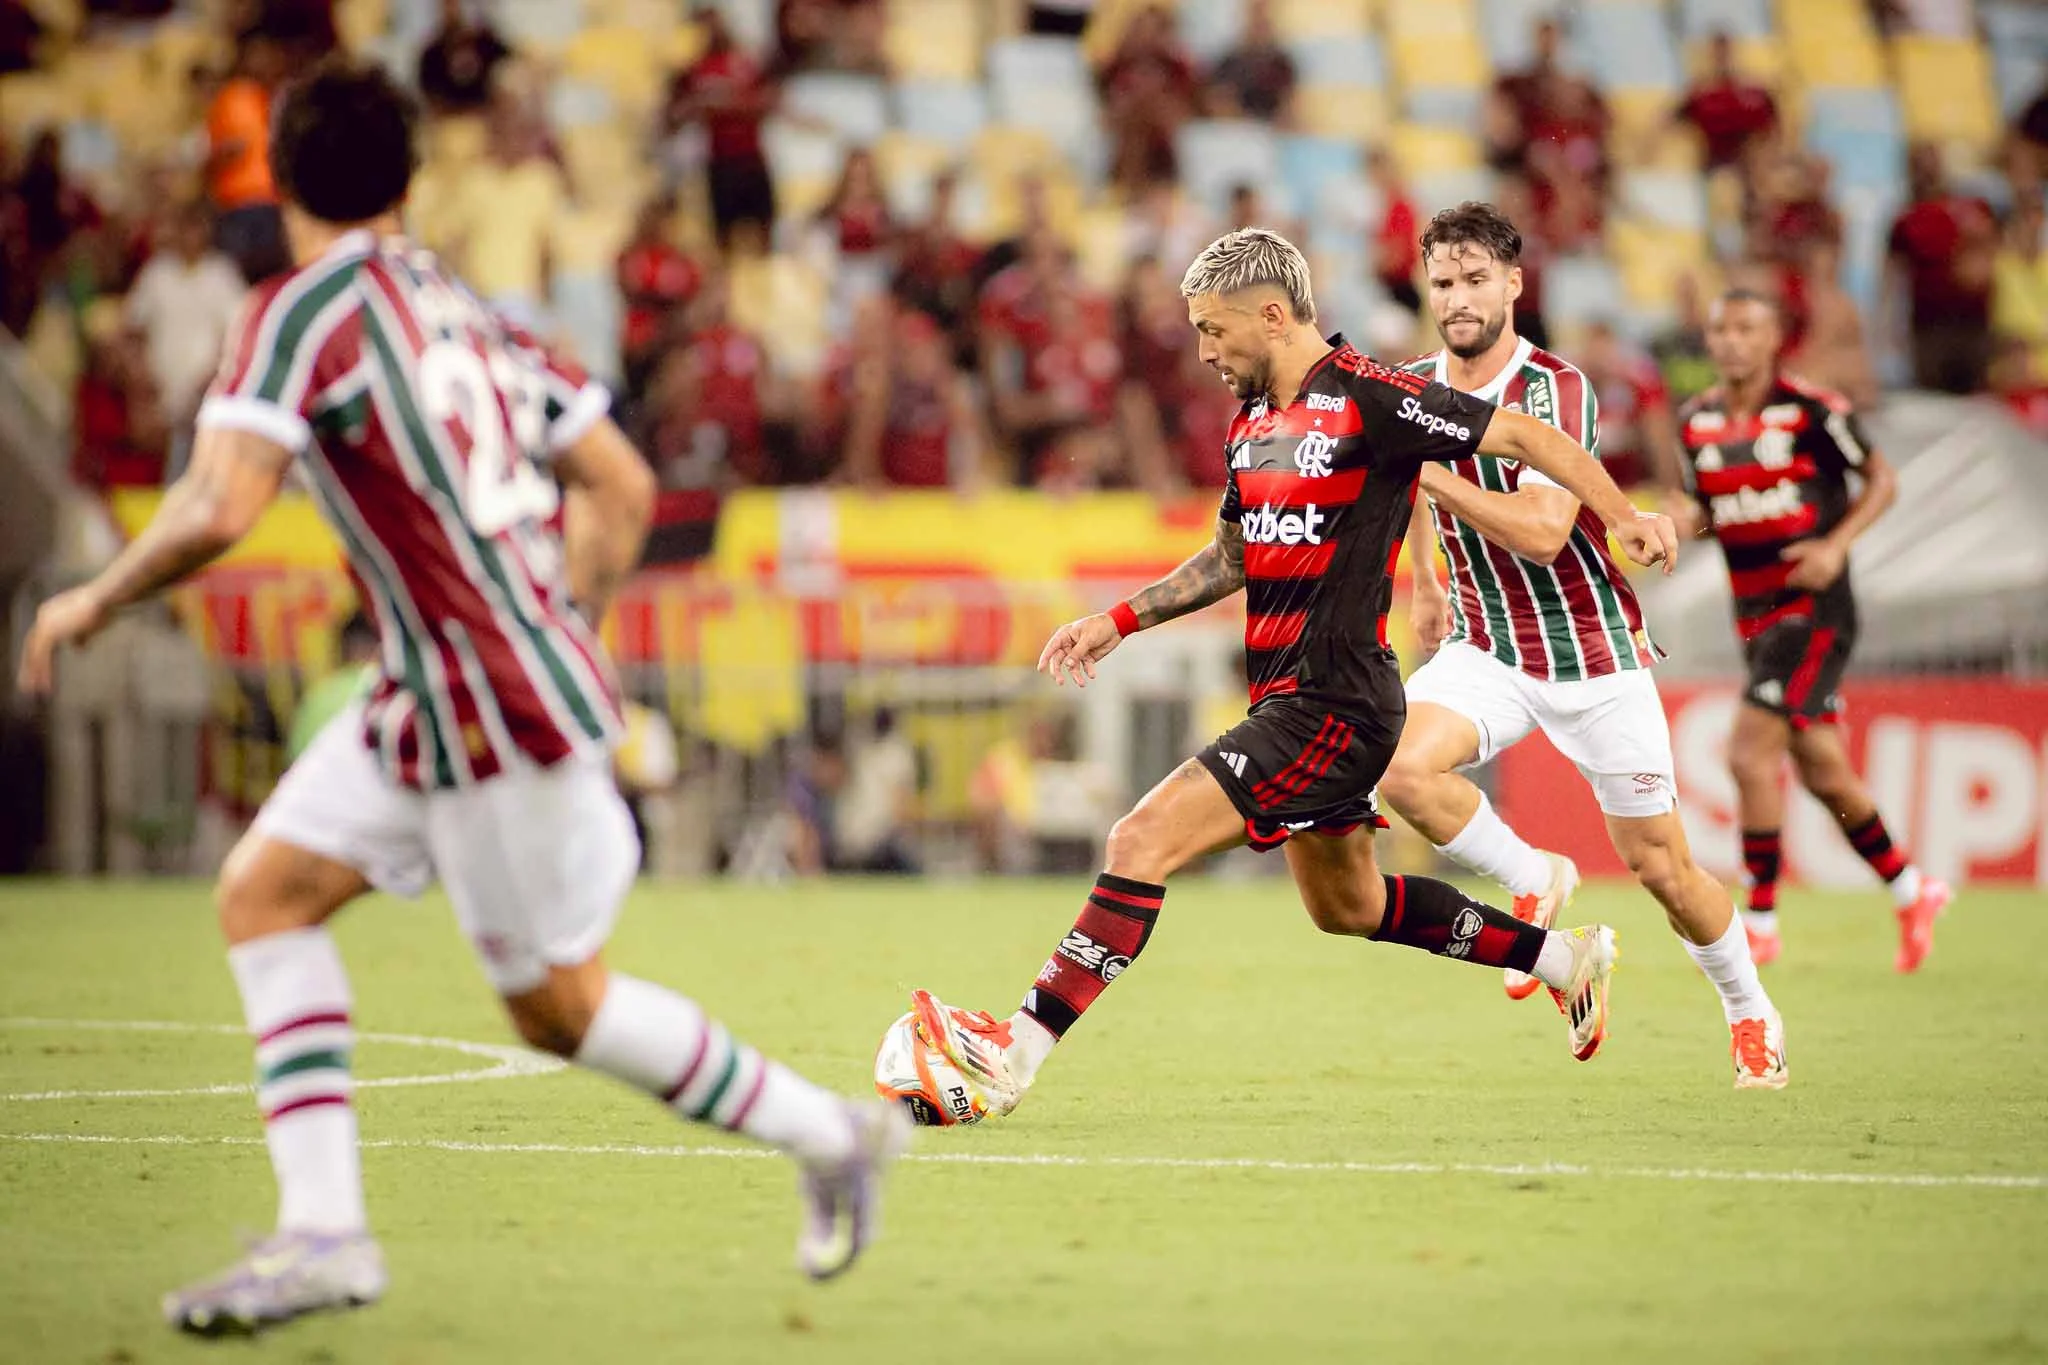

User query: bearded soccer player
[1675,290,1949,971]
[1381,204,1784,1089]
[18,61,907,1336]
[908,228,1682,1119]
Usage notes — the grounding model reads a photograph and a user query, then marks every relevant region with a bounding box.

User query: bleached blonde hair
[1179,227,1316,323]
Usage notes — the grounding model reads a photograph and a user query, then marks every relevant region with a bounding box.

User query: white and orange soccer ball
[873,1010,991,1127]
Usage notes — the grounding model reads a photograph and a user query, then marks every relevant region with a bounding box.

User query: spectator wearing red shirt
[1099,4,1199,193]
[1671,32,1777,172]
[1116,255,1235,495]
[838,299,983,489]
[616,194,702,405]
[1368,146,1420,311]
[1887,142,1997,392]
[1579,320,1680,490]
[646,274,772,486]
[663,7,777,251]
[73,299,166,490]
[894,170,982,364]
[816,146,892,260]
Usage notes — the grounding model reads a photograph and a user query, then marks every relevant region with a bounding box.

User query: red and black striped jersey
[197,230,620,790]
[1402,340,1654,681]
[1218,334,1494,712]
[1676,373,1871,638]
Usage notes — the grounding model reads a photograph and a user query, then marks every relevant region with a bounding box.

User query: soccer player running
[910,228,1680,1119]
[1674,289,1949,971]
[17,62,907,1336]
[1382,204,1785,1090]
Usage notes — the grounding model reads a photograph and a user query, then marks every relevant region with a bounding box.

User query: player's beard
[1228,351,1272,401]
[1443,308,1508,360]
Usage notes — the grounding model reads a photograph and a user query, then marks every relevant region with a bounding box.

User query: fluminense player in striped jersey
[1379,203,1786,1090]
[18,61,907,1337]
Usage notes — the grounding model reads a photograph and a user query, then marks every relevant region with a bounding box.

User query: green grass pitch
[2,877,2045,1364]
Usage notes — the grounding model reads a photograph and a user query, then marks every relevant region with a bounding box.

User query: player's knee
[1305,887,1382,937]
[214,844,309,944]
[1621,836,1685,903]
[1727,736,1778,789]
[1103,809,1172,883]
[1375,749,1431,811]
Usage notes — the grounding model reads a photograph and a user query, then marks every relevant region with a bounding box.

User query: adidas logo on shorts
[1218,751,1248,778]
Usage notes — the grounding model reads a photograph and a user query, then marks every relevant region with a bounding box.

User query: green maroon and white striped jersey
[197,230,620,790]
[1401,339,1655,681]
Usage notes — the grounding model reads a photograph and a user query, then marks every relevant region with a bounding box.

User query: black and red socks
[1019,873,1162,1039]
[1369,875,1547,974]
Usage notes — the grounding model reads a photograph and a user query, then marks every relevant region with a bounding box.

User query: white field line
[0,1016,562,1101]
[0,1130,2041,1191]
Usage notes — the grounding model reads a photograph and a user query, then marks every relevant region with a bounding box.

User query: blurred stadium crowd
[4,0,2048,497]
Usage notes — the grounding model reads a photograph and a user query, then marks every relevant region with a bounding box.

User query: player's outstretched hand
[1037,613,1124,688]
[17,585,111,696]
[1411,590,1452,659]
[1781,537,1847,591]
[1614,512,1680,575]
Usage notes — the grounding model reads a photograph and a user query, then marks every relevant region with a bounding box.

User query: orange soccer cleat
[1504,853,1579,1001]
[1894,878,1952,974]
[1731,1014,1789,1090]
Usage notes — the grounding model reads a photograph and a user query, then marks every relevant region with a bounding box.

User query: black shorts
[1196,697,1397,851]
[1742,604,1857,728]
[707,156,775,241]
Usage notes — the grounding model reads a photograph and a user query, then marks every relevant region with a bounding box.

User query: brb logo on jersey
[1242,502,1328,545]
[1711,481,1804,527]
[1294,430,1336,477]
[1396,396,1471,442]
[1305,392,1347,413]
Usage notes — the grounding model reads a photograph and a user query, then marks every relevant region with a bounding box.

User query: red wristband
[1108,601,1141,637]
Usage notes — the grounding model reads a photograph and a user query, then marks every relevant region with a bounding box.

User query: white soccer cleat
[909,989,1024,1117]
[162,1230,385,1337]
[1731,1013,1789,1090]
[797,1099,914,1281]
[1505,853,1579,1001]
[1548,924,1619,1062]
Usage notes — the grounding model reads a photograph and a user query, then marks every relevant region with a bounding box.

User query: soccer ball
[873,1010,991,1127]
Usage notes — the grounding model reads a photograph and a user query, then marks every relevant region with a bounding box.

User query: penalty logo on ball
[873,1011,990,1127]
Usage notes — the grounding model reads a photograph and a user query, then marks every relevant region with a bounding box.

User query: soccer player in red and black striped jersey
[18,60,904,1336]
[910,228,1681,1120]
[1676,289,1950,972]
[1380,203,1784,1090]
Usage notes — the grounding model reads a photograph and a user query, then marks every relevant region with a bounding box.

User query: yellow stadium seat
[0,71,80,139]
[1272,0,1374,40]
[1391,31,1488,91]
[559,122,653,210]
[1292,84,1392,143]
[1786,32,1884,89]
[1894,36,2000,153]
[874,131,959,205]
[728,253,830,373]
[1389,124,1480,177]
[886,0,981,81]
[1381,0,1476,38]
[553,204,634,273]
[1683,35,1786,86]
[1608,88,1703,173]
[1071,204,1131,290]
[562,26,664,115]
[336,0,389,54]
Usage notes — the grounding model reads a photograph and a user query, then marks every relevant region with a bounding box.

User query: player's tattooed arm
[1125,516,1246,628]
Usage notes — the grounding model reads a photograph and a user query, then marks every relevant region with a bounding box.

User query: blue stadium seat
[547,78,617,131]
[711,0,776,55]
[894,81,989,149]
[781,73,891,145]
[1177,120,1281,216]
[1984,0,2048,53]
[1285,32,1386,89]
[1804,87,1903,190]
[1544,254,1627,326]
[1996,53,2046,120]
[1578,4,1680,92]
[1677,0,1771,42]
[1481,0,1570,74]
[1617,169,1708,232]
[987,36,1091,104]
[1279,135,1367,223]
[1410,168,1498,214]
[1179,0,1248,65]
[1403,85,1485,129]
[493,0,587,50]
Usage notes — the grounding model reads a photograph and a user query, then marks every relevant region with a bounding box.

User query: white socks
[228,927,368,1235]
[1435,794,1552,898]
[1742,909,1780,936]
[1004,1012,1058,1088]
[1685,911,1776,1024]
[1888,864,1925,909]
[574,973,853,1165]
[1531,932,1577,991]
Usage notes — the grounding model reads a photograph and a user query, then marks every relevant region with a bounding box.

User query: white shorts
[253,705,640,992]
[1405,642,1677,818]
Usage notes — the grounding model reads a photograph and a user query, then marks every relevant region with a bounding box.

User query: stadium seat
[1805,87,1904,189]
[1994,52,2046,121]
[988,35,1091,104]
[1578,2,1680,93]
[1543,254,1627,327]
[1682,34,1786,84]
[1391,31,1488,94]
[1176,0,1248,65]
[1786,33,1886,90]
[562,27,665,116]
[1607,88,1703,172]
[1616,169,1709,233]
[873,132,957,220]
[781,73,891,146]
[1409,167,1497,213]
[1893,37,2000,155]
[760,120,845,222]
[494,0,589,52]
[1388,124,1482,178]
[713,0,776,55]
[1480,0,1570,75]
[1176,119,1281,215]
[894,81,989,150]
[0,72,81,140]
[884,0,981,80]
[1293,84,1393,142]
[1284,32,1385,90]
[547,78,619,132]
[1403,85,1485,130]
[1270,0,1374,41]
[1677,0,1771,41]
[1278,135,1367,222]
[1383,0,1478,39]
[1985,0,2048,50]
[728,252,830,374]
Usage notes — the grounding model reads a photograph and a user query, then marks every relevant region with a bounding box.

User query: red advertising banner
[1495,679,2048,887]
